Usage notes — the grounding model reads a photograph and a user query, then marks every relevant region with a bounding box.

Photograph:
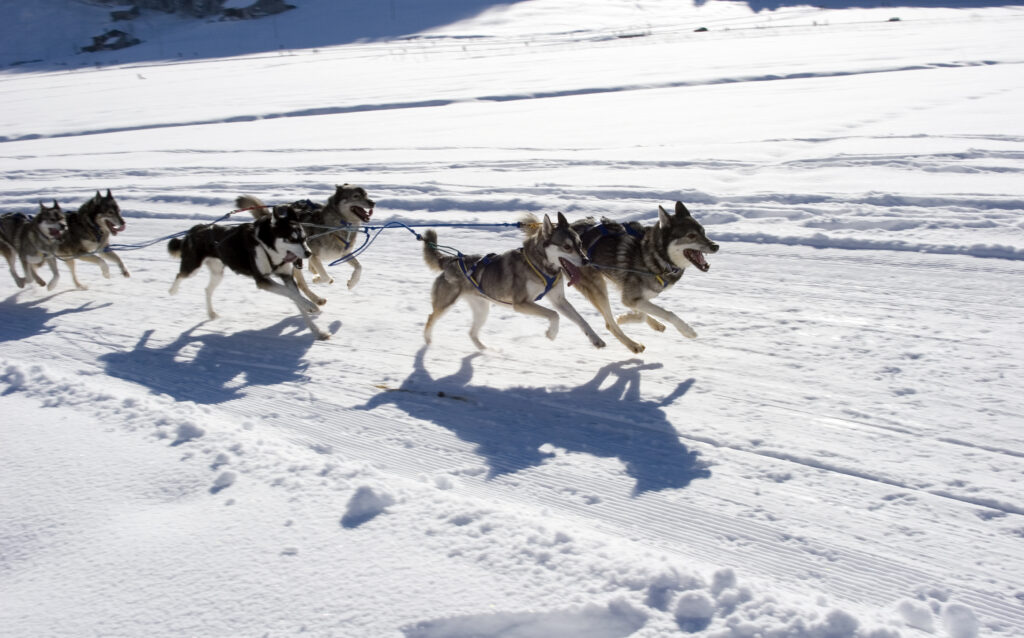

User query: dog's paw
[628,341,646,354]
[207,311,219,320]
[76,284,89,291]
[122,270,131,278]
[14,277,26,289]
[592,337,607,349]
[46,280,59,291]
[677,323,697,339]
[647,317,666,332]
[316,331,331,341]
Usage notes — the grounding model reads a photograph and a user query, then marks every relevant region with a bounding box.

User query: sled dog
[0,201,67,290]
[421,212,605,350]
[240,184,375,306]
[57,189,130,290]
[570,201,719,353]
[167,205,329,340]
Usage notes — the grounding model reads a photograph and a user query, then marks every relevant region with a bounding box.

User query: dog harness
[457,249,559,303]
[581,222,679,288]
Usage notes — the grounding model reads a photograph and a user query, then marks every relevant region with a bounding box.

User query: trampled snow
[1,1,1022,637]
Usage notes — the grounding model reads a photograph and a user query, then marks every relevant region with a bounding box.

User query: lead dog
[421,212,605,350]
[167,205,329,340]
[0,201,67,290]
[570,201,719,353]
[57,189,130,290]
[239,184,375,306]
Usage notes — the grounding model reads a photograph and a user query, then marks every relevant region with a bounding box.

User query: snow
[1,1,1023,637]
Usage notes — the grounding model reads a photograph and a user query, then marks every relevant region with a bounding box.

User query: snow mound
[340,485,397,528]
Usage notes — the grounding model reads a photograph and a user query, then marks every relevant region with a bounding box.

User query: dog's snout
[708,242,720,254]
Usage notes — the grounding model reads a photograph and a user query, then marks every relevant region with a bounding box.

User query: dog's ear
[556,211,569,228]
[675,201,692,218]
[52,199,60,210]
[658,205,671,228]
[106,188,113,199]
[542,214,554,235]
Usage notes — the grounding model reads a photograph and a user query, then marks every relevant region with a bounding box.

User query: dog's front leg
[261,276,329,340]
[293,266,326,306]
[632,299,696,339]
[4,250,26,288]
[309,254,334,285]
[573,276,644,353]
[547,288,606,348]
[102,250,130,278]
[75,253,111,279]
[44,256,60,291]
[512,300,561,341]
[65,258,88,290]
[345,257,362,290]
[21,255,45,287]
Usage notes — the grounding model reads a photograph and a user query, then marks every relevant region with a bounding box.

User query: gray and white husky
[57,189,130,290]
[240,184,375,306]
[0,201,67,290]
[167,204,329,340]
[421,212,605,350]
[570,201,719,353]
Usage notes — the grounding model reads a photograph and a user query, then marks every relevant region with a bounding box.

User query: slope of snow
[1,1,1023,637]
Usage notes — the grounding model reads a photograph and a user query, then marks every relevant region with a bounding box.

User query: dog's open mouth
[350,206,373,222]
[48,227,63,238]
[559,257,582,287]
[684,249,710,272]
[284,251,300,263]
[105,219,125,235]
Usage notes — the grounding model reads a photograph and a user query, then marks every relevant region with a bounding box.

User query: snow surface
[1,1,1023,637]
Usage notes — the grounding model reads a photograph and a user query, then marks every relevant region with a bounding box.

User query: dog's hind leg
[66,259,89,290]
[465,295,490,350]
[101,250,130,278]
[424,276,460,345]
[293,267,326,306]
[617,311,665,332]
[204,260,225,319]
[2,247,26,288]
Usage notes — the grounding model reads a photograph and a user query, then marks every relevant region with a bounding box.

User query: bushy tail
[520,213,542,238]
[167,237,183,257]
[236,194,270,219]
[421,229,443,271]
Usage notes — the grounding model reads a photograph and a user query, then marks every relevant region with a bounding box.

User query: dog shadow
[0,292,111,343]
[358,347,711,495]
[99,318,315,404]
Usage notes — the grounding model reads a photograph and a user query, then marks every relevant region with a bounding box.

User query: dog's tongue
[106,220,125,235]
[684,249,710,272]
[559,257,582,287]
[49,228,62,238]
[351,206,373,222]
[284,251,298,263]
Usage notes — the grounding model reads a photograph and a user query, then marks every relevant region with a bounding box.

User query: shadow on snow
[99,317,316,404]
[0,292,111,344]
[359,347,710,495]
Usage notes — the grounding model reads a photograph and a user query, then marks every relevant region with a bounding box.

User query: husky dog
[57,189,130,290]
[0,201,67,290]
[421,212,605,350]
[240,184,375,306]
[167,205,329,340]
[570,201,719,353]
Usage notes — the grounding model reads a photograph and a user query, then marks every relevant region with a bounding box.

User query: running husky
[0,201,67,290]
[421,212,605,350]
[570,201,719,353]
[167,205,329,340]
[240,184,375,306]
[57,189,130,290]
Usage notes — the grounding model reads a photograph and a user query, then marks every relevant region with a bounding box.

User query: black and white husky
[167,205,329,340]
[57,189,130,290]
[421,212,605,350]
[239,184,375,306]
[571,201,719,353]
[0,201,67,290]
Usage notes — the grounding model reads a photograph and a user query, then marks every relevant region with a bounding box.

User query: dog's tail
[421,229,445,271]
[167,237,183,257]
[520,213,542,238]
[236,194,270,219]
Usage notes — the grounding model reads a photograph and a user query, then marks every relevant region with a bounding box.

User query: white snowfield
[1,1,1022,637]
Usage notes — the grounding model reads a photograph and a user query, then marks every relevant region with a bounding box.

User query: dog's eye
[687,232,697,239]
